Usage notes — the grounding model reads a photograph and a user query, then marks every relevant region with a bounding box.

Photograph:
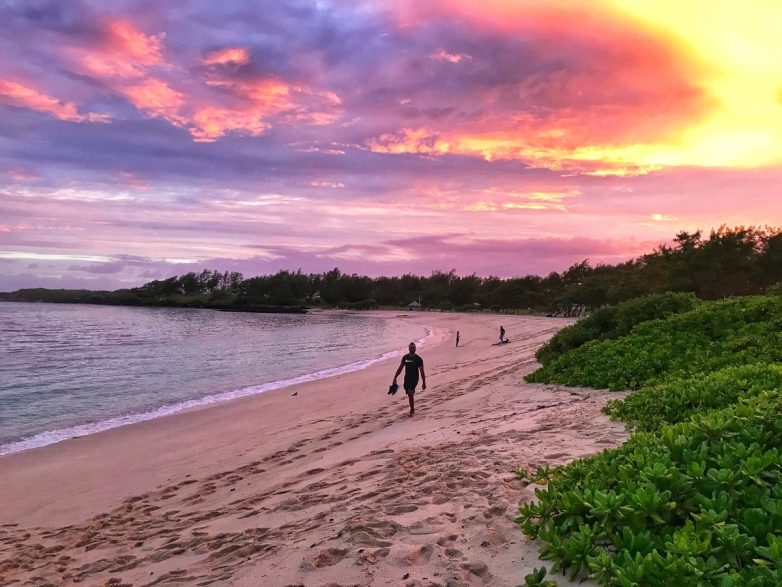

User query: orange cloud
[378,0,782,171]
[0,79,109,123]
[364,0,716,174]
[64,19,341,142]
[193,77,341,141]
[119,78,187,125]
[75,19,163,80]
[189,106,270,142]
[366,127,665,175]
[208,77,294,110]
[203,47,251,66]
[107,20,163,63]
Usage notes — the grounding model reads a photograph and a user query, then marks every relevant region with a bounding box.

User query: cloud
[203,47,251,66]
[11,13,344,142]
[0,79,109,122]
[118,78,187,125]
[191,75,341,141]
[431,49,469,63]
[0,0,779,291]
[310,180,345,188]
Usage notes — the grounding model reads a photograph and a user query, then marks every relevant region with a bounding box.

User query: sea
[0,302,431,456]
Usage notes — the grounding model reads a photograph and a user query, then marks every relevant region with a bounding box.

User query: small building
[408,300,422,311]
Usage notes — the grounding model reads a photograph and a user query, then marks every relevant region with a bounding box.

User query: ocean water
[0,302,430,456]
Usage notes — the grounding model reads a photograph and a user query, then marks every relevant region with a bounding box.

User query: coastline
[0,312,627,586]
[0,309,438,457]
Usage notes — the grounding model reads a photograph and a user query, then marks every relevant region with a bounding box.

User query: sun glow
[611,0,782,168]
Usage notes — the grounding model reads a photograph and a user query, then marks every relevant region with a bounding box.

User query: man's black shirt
[402,353,423,383]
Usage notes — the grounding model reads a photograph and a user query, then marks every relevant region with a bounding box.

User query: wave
[0,327,434,457]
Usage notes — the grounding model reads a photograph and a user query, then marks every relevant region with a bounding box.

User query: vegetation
[534,292,700,365]
[604,364,782,433]
[1,226,781,313]
[519,393,782,586]
[526,296,782,390]
[519,295,782,585]
[0,227,782,314]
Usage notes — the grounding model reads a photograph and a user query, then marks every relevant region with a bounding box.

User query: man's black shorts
[404,378,418,394]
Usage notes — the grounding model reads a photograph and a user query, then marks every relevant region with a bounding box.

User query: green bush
[535,292,699,365]
[604,364,782,432]
[519,295,782,584]
[517,392,782,586]
[526,296,782,390]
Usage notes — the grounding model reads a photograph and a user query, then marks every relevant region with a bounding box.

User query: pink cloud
[192,77,341,141]
[189,106,270,141]
[362,1,712,175]
[60,19,342,142]
[0,79,109,123]
[106,20,163,62]
[431,49,469,63]
[74,19,163,79]
[118,78,187,125]
[203,47,251,66]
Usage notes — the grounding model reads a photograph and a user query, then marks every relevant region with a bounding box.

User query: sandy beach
[0,312,627,586]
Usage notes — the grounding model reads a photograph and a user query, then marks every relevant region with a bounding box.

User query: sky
[1,0,781,290]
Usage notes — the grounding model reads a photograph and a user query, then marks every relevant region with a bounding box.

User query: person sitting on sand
[392,342,426,416]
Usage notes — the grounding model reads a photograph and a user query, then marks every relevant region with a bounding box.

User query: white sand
[0,312,627,586]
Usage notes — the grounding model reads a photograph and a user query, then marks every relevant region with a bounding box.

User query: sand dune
[0,312,627,586]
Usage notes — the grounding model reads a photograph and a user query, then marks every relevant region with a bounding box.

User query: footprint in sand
[302,547,348,569]
[399,544,433,566]
[357,546,390,564]
[385,504,419,515]
[461,561,491,582]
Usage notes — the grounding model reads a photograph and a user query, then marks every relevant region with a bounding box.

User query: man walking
[392,342,426,416]
[455,330,460,347]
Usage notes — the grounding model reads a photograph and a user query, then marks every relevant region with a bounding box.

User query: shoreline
[0,313,625,586]
[0,310,440,457]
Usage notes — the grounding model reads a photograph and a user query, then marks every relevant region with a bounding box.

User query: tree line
[2,226,780,311]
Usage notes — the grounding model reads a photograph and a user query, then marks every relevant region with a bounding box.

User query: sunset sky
[1,0,781,290]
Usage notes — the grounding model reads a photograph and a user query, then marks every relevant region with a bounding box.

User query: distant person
[392,342,426,416]
[499,325,505,343]
[456,331,460,347]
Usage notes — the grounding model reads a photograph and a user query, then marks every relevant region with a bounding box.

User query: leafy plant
[535,292,699,365]
[518,295,782,585]
[522,566,558,586]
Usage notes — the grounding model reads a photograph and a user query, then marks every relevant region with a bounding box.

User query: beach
[0,312,627,586]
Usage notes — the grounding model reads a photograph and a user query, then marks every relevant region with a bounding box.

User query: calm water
[0,303,429,455]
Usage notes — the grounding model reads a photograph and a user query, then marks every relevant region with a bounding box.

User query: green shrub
[526,296,782,390]
[517,392,782,585]
[520,295,782,584]
[604,364,782,432]
[535,292,699,365]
